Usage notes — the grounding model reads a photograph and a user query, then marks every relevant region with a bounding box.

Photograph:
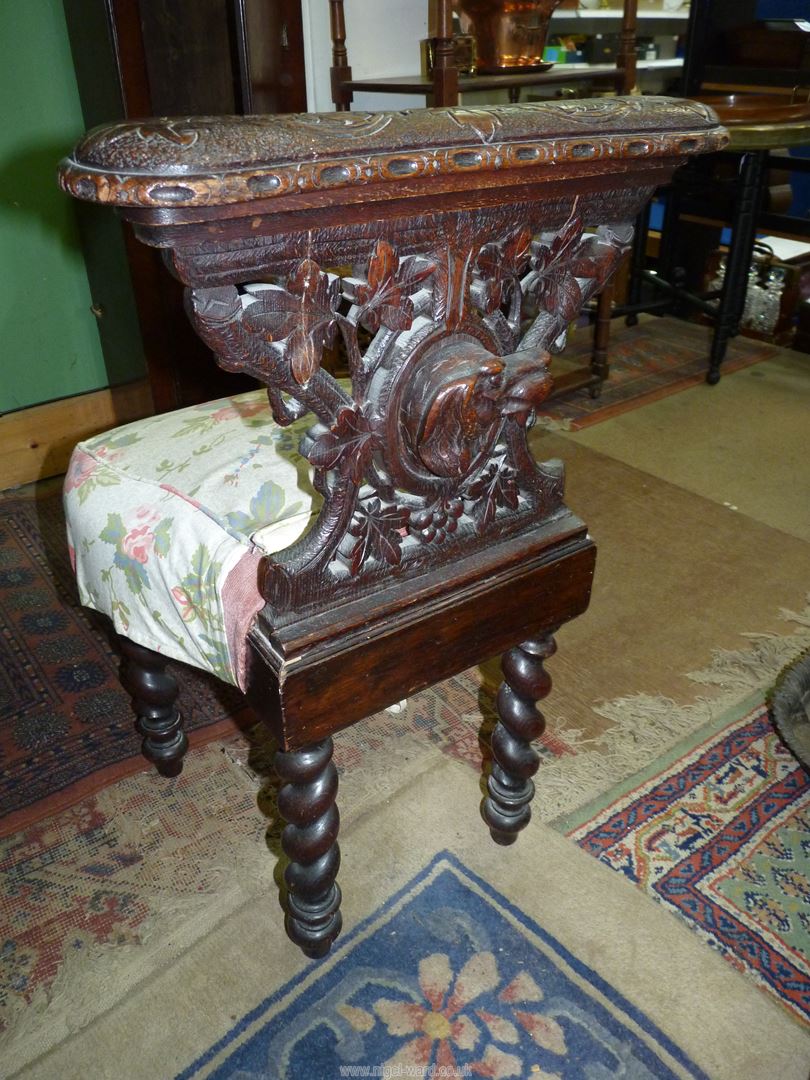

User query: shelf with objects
[328,0,656,111]
[542,3,689,95]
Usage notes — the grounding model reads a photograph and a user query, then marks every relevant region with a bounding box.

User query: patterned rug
[0,484,579,839]
[560,696,810,1026]
[540,318,776,429]
[179,852,711,1080]
[0,485,249,837]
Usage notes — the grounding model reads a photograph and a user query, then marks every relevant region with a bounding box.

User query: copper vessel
[457,0,563,73]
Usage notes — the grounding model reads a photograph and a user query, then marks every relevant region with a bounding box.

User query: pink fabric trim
[221,549,265,690]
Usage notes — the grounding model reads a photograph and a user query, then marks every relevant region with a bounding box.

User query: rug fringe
[535,595,810,823]
[534,413,574,432]
[686,598,810,695]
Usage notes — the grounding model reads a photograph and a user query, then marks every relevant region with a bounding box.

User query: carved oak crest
[185,205,630,613]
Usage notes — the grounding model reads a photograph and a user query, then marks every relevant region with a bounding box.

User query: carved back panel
[60,99,726,621]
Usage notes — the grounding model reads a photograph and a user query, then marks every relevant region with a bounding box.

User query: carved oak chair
[60,99,724,958]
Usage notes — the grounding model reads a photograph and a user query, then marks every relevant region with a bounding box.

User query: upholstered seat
[65,390,317,687]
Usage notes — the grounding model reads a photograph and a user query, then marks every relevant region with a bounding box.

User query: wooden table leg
[484,633,556,845]
[119,635,187,777]
[590,286,613,396]
[275,738,343,958]
[707,149,768,385]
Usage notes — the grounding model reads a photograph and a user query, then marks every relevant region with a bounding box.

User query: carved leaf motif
[544,270,583,322]
[447,107,502,144]
[465,460,519,532]
[479,227,533,281]
[432,255,451,324]
[566,227,632,288]
[347,499,409,575]
[531,212,583,273]
[135,123,197,148]
[565,253,604,280]
[346,240,433,333]
[528,212,587,321]
[307,406,380,485]
[432,214,477,326]
[242,259,340,386]
[477,226,533,312]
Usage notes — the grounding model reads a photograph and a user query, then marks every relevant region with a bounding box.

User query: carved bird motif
[408,343,552,479]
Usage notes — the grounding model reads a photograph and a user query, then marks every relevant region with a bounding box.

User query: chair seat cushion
[64,389,318,687]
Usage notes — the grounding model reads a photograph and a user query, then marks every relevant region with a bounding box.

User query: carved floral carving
[342,239,433,334]
[242,261,341,386]
[187,202,632,613]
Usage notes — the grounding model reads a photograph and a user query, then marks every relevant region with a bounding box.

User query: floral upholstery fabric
[64,390,319,688]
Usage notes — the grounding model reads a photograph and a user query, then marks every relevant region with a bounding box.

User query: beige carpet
[527,428,810,737]
[17,754,810,1080]
[5,328,810,1077]
[557,345,810,543]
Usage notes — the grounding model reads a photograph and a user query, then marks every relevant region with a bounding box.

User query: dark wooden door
[64,0,308,412]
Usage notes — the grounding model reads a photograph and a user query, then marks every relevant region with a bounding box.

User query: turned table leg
[484,634,556,845]
[706,148,767,386]
[119,635,188,777]
[275,738,343,958]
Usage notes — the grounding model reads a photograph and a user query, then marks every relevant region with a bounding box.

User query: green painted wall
[0,1,144,413]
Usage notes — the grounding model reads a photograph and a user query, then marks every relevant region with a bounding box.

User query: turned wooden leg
[590,286,613,396]
[118,635,188,777]
[275,738,342,959]
[484,634,555,845]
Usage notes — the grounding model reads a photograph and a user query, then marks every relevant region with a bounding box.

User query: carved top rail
[59,100,725,626]
[59,97,725,215]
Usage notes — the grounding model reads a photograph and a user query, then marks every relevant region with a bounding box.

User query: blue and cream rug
[11,748,809,1079]
[180,853,709,1080]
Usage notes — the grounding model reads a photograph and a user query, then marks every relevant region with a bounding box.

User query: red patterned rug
[561,697,810,1025]
[0,485,251,837]
[540,318,777,429]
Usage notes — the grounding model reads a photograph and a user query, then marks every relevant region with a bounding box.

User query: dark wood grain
[484,635,557,844]
[275,739,342,957]
[246,527,595,750]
